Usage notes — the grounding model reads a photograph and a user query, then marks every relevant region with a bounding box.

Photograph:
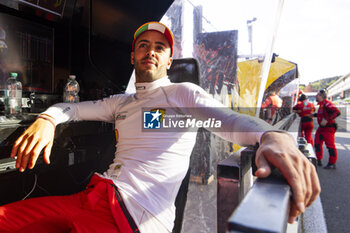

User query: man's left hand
[255,131,321,224]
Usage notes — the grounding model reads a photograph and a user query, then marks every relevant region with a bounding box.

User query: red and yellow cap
[132,21,174,57]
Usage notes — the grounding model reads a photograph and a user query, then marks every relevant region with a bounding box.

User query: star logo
[143,109,165,129]
[150,110,162,122]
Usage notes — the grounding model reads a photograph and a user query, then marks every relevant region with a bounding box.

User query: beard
[134,57,168,82]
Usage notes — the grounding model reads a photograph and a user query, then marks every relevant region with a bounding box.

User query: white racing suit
[43,76,272,231]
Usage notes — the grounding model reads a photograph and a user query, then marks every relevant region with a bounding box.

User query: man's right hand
[10,116,55,172]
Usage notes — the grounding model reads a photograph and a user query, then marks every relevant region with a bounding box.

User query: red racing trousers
[301,121,314,146]
[0,174,139,233]
[314,126,337,164]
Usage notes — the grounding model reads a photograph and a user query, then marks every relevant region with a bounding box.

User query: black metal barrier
[217,113,317,233]
[217,147,255,233]
[228,170,290,233]
[218,147,291,233]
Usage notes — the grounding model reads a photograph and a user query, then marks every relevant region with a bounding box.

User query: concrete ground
[182,179,217,233]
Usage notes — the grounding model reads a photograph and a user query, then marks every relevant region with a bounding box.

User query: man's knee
[327,147,336,157]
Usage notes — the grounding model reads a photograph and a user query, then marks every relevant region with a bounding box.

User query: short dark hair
[298,94,307,101]
[318,89,327,99]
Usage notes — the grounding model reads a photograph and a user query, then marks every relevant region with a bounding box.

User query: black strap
[112,184,140,233]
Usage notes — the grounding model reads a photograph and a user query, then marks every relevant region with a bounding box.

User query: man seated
[0,22,320,233]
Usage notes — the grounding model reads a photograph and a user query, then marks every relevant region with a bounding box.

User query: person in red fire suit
[293,94,316,145]
[261,91,283,124]
[314,89,341,169]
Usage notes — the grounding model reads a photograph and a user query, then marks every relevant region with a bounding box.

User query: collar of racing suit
[134,76,171,94]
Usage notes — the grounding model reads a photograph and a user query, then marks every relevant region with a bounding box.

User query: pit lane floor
[182,178,217,233]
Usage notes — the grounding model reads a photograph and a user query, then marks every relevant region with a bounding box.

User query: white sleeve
[176,83,274,146]
[41,95,122,125]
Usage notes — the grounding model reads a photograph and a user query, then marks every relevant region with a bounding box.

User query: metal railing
[218,113,319,233]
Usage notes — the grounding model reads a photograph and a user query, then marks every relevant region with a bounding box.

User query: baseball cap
[132,21,174,57]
